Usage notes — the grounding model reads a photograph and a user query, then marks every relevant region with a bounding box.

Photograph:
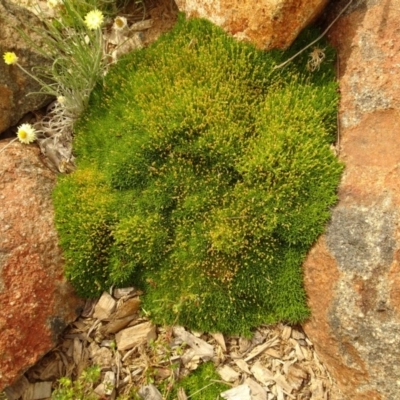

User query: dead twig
[273,0,354,70]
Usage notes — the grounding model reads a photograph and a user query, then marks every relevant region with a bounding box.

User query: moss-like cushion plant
[167,362,229,399]
[53,14,343,335]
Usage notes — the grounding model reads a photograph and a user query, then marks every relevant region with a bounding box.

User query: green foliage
[167,362,229,400]
[53,15,343,335]
[52,366,100,400]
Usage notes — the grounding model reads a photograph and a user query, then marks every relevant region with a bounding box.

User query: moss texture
[53,14,343,335]
[167,362,229,399]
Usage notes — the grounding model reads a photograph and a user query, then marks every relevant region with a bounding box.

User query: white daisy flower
[17,123,37,144]
[113,16,128,31]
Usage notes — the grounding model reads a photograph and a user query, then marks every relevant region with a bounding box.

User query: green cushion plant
[167,362,229,399]
[53,14,343,335]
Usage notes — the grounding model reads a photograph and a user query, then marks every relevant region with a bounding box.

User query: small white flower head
[57,95,66,104]
[113,16,128,31]
[47,0,63,9]
[3,52,18,65]
[17,123,37,144]
[84,9,104,30]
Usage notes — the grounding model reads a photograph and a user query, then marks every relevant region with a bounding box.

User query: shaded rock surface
[174,0,329,49]
[0,0,52,135]
[302,0,400,399]
[0,140,83,391]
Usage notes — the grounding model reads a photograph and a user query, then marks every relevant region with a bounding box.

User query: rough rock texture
[0,140,84,391]
[174,0,329,49]
[302,0,400,399]
[0,0,52,134]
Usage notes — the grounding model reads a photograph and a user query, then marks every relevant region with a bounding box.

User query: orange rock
[0,0,52,134]
[174,0,329,49]
[302,1,400,398]
[0,140,83,391]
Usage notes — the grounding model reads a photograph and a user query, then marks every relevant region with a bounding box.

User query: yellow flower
[84,9,104,30]
[17,123,37,144]
[3,52,18,65]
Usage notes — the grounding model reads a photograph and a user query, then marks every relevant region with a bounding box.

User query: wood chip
[264,348,281,359]
[113,287,136,298]
[250,361,274,385]
[72,337,82,366]
[116,321,156,351]
[273,371,293,394]
[104,371,116,395]
[220,384,252,400]
[4,375,29,400]
[101,314,137,335]
[239,337,252,354]
[217,365,241,383]
[244,377,267,400]
[233,358,251,374]
[114,297,141,319]
[291,329,305,340]
[281,326,292,341]
[244,336,279,362]
[90,346,113,368]
[177,387,188,400]
[21,381,52,400]
[286,364,308,391]
[130,19,153,31]
[211,332,226,352]
[173,326,214,361]
[93,292,117,320]
[138,384,163,400]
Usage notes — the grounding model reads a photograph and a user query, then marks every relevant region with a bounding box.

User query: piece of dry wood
[4,375,30,400]
[93,292,117,320]
[73,337,82,366]
[220,384,251,400]
[250,361,274,385]
[177,387,188,400]
[21,381,52,400]
[217,365,241,383]
[211,332,227,352]
[173,326,214,361]
[233,358,251,374]
[273,371,293,394]
[281,326,292,341]
[114,297,141,319]
[291,329,305,340]
[138,384,163,400]
[264,348,281,359]
[244,336,279,362]
[101,315,137,335]
[113,287,136,298]
[130,19,153,31]
[286,364,308,391]
[116,321,156,351]
[90,346,113,368]
[244,377,267,400]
